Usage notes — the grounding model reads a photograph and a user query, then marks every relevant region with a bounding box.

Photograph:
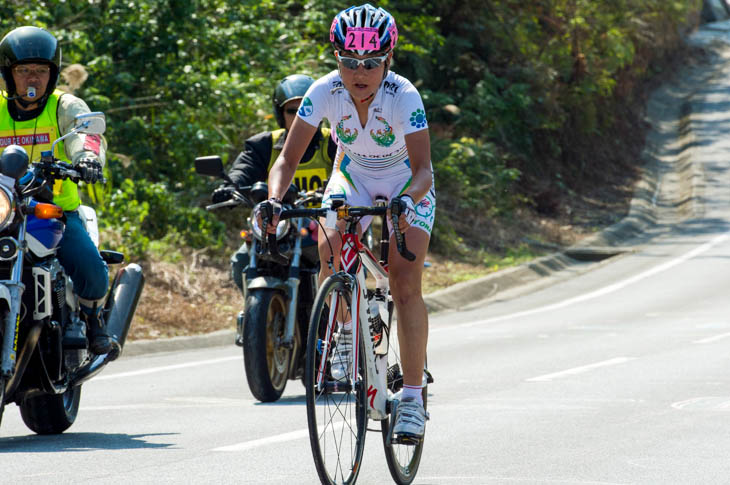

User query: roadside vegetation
[0,1,703,338]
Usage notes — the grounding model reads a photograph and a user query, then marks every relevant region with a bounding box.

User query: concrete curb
[122,31,720,358]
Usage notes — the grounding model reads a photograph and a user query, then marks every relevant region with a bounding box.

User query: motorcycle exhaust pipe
[70,263,144,386]
[105,263,144,360]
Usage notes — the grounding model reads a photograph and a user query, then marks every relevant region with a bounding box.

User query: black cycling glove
[212,184,235,204]
[74,158,103,184]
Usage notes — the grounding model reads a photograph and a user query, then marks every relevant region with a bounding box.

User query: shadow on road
[0,432,177,452]
[254,394,306,406]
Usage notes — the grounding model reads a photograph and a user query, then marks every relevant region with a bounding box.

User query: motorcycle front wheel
[19,384,81,434]
[242,289,291,402]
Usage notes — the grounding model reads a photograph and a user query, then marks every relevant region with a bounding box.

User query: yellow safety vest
[268,127,333,192]
[0,90,80,210]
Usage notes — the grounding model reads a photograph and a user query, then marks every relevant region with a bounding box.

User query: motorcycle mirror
[195,156,225,177]
[47,112,106,163]
[0,144,29,181]
[73,112,106,135]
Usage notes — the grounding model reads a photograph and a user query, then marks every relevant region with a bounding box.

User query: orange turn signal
[34,203,63,219]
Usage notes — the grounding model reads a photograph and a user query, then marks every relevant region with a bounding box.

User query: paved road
[5,21,730,485]
[5,217,730,484]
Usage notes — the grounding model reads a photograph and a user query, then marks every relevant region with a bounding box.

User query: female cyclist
[259,3,435,439]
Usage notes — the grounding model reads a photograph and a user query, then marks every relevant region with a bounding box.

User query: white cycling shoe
[330,331,353,381]
[393,398,428,439]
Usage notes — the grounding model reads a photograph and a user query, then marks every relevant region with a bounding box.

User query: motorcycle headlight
[250,216,291,241]
[0,185,15,231]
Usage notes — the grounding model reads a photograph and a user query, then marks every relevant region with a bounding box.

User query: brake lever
[205,199,241,211]
[267,233,289,265]
[390,201,416,262]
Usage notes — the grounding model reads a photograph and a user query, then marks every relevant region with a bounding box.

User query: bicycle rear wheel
[381,314,427,485]
[305,274,367,485]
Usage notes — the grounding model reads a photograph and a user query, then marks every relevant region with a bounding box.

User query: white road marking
[416,477,629,485]
[447,232,730,330]
[213,427,310,451]
[693,332,730,344]
[672,396,730,410]
[93,356,240,380]
[526,357,636,382]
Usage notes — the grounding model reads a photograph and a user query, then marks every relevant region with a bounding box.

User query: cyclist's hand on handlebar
[389,194,417,233]
[253,197,283,235]
[211,184,235,204]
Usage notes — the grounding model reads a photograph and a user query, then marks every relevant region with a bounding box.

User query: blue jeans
[56,211,109,304]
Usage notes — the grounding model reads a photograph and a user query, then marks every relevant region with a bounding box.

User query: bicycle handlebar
[270,205,416,262]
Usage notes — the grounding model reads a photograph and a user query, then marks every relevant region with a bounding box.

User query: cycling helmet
[0,26,61,99]
[330,4,398,56]
[272,74,315,128]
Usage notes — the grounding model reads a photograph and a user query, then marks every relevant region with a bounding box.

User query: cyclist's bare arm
[264,116,319,233]
[268,115,318,201]
[403,129,432,203]
[394,129,432,233]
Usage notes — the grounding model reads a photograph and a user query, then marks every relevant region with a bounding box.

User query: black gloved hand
[74,158,103,184]
[212,184,235,204]
[390,194,417,226]
[253,198,283,234]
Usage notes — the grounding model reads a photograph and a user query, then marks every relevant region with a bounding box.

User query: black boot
[83,310,113,355]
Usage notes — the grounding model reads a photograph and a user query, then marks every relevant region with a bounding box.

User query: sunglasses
[337,53,389,71]
[12,65,51,77]
[284,108,299,115]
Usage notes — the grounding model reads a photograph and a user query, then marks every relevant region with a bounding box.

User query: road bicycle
[266,198,432,485]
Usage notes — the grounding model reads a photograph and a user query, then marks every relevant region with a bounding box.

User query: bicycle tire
[305,273,367,485]
[381,314,427,485]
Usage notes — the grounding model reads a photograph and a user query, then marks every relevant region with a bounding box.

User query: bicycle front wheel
[381,314,427,485]
[305,273,367,485]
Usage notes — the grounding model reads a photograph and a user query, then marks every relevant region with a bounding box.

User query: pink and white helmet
[330,4,398,56]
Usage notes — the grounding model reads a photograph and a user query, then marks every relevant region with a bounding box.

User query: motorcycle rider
[0,26,112,354]
[211,74,336,293]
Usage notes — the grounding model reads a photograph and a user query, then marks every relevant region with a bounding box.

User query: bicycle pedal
[391,433,422,446]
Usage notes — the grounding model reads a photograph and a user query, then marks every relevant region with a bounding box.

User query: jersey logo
[370,116,395,147]
[336,115,358,144]
[299,97,314,117]
[410,109,427,129]
[383,81,399,95]
[415,194,435,218]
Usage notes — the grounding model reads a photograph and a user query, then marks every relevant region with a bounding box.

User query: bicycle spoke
[306,274,367,485]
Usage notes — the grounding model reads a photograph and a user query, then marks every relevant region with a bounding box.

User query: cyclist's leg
[388,228,430,391]
[317,170,370,286]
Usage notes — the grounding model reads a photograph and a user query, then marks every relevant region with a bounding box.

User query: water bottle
[368,291,388,355]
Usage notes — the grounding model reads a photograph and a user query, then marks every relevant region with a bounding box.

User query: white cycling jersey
[297,70,436,235]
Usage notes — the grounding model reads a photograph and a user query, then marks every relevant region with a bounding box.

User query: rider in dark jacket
[212,74,336,292]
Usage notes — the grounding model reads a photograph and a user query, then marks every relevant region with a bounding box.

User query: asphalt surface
[120,28,723,359]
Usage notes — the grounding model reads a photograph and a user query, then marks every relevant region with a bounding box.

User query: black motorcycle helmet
[272,74,314,129]
[0,26,61,100]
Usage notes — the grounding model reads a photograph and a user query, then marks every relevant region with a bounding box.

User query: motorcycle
[195,155,322,402]
[0,112,144,434]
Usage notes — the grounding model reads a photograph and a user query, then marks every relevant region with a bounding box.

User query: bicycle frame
[314,226,391,420]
